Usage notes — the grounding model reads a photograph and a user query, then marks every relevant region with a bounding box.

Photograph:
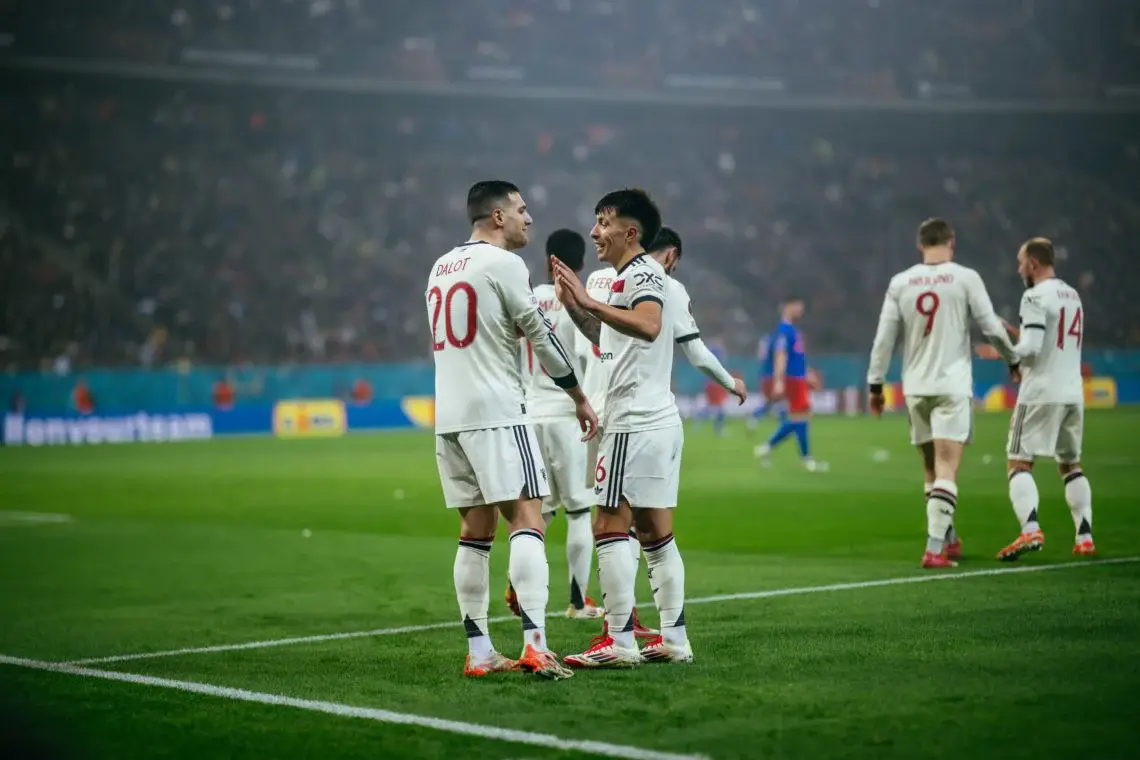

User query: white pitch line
[64,556,1140,666]
[0,655,706,760]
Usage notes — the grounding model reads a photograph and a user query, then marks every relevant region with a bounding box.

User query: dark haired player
[510,228,603,620]
[426,181,597,679]
[554,189,693,667]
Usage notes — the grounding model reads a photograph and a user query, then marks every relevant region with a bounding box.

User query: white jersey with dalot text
[1014,278,1085,405]
[520,283,590,421]
[579,267,616,422]
[600,254,681,433]
[867,262,1012,397]
[427,241,577,434]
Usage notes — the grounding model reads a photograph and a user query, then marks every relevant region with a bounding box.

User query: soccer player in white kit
[512,228,604,619]
[867,218,1016,568]
[427,181,598,680]
[553,189,693,668]
[976,238,1095,560]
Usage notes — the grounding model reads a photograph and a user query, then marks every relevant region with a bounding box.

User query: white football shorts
[435,424,549,509]
[533,419,593,514]
[592,424,684,510]
[585,422,603,491]
[1007,403,1083,464]
[905,395,973,445]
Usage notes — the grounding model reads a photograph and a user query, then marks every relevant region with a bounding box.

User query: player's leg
[916,397,968,568]
[436,433,516,677]
[915,440,961,558]
[548,419,603,618]
[628,425,691,663]
[997,405,1053,561]
[466,426,572,680]
[1056,405,1094,555]
[563,432,641,668]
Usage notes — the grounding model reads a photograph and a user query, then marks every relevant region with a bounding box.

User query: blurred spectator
[0,76,1136,370]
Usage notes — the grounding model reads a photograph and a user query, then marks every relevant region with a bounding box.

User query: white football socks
[596,532,637,649]
[925,479,957,554]
[565,509,594,609]
[454,536,493,660]
[643,534,687,646]
[1008,470,1040,534]
[1064,470,1093,542]
[509,528,549,652]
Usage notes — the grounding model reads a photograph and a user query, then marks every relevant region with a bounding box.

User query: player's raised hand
[552,259,587,307]
[974,344,1002,360]
[574,398,599,442]
[731,377,747,405]
[868,391,885,418]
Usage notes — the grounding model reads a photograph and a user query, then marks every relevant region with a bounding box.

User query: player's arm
[498,260,580,391]
[555,259,662,342]
[772,334,789,387]
[966,272,1017,364]
[679,337,737,391]
[563,303,603,346]
[866,285,901,394]
[673,288,736,390]
[1008,290,1046,362]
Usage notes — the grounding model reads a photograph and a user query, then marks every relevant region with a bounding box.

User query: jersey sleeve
[867,280,901,386]
[772,327,790,355]
[672,283,700,343]
[1010,289,1047,361]
[965,270,1016,363]
[496,257,579,389]
[1018,290,1046,330]
[628,267,665,309]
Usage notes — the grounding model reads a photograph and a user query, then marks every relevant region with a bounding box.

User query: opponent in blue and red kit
[754,297,827,471]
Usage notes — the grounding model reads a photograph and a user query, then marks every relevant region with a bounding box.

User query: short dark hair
[783,296,804,307]
[648,226,682,258]
[594,188,662,247]
[467,180,521,224]
[1023,237,1055,267]
[917,218,955,248]
[545,229,585,271]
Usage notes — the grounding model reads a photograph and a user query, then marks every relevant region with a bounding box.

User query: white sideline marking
[0,511,74,526]
[64,556,1139,666]
[0,655,706,760]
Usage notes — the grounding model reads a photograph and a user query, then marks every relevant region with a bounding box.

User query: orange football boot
[996,530,1045,562]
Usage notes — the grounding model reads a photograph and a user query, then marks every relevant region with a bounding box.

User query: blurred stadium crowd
[6,0,1139,99]
[0,1,1138,371]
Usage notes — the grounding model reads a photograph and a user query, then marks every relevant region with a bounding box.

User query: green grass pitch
[1,411,1138,760]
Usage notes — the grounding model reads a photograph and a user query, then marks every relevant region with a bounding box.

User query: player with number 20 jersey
[427,180,597,683]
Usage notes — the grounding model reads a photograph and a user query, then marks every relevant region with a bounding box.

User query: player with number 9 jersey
[867,218,1014,570]
[868,256,1014,444]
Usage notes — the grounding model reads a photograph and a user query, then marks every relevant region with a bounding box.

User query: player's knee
[1007,459,1033,477]
[500,495,545,532]
[1057,461,1081,478]
[593,501,631,535]
[458,505,498,538]
[632,508,673,542]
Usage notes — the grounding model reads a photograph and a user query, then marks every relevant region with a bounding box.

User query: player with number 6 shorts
[866,218,1015,568]
[554,189,693,668]
[975,238,1095,561]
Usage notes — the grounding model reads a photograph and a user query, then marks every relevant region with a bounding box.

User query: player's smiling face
[499,192,532,250]
[591,209,638,265]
